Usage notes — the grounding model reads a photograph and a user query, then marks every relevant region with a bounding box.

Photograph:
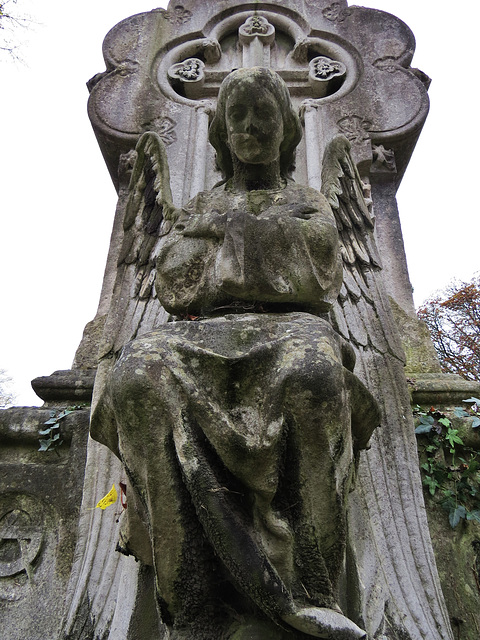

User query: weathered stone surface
[0,407,89,640]
[156,182,342,316]
[72,315,107,370]
[0,406,84,450]
[423,500,480,640]
[410,373,480,406]
[88,0,428,190]
[390,297,442,373]
[94,313,378,636]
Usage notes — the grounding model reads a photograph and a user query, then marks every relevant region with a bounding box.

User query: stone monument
[4,1,479,639]
[90,66,381,639]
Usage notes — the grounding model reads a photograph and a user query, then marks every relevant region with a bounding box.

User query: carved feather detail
[321,135,402,359]
[117,132,174,303]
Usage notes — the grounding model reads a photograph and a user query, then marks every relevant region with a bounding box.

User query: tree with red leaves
[418,274,480,382]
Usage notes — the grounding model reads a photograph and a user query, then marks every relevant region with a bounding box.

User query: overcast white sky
[1,1,478,405]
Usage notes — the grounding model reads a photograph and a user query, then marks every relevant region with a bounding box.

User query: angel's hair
[209,67,302,180]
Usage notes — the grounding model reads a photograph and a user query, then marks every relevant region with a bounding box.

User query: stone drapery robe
[90,181,379,634]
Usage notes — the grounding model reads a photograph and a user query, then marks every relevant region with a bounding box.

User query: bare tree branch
[0,368,16,407]
[418,274,480,382]
[0,0,34,62]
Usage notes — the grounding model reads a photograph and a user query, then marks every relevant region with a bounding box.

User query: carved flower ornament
[239,15,275,42]
[311,56,346,81]
[163,5,192,25]
[168,58,205,83]
[242,15,270,35]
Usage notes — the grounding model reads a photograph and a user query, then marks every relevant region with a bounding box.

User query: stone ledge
[0,406,89,445]
[407,372,480,406]
[31,369,96,402]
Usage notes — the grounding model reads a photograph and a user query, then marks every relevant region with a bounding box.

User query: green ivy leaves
[38,406,82,453]
[415,402,480,529]
[445,427,463,450]
[453,397,480,428]
[449,504,467,529]
[415,414,436,435]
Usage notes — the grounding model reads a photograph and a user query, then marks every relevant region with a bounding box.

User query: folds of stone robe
[91,312,379,631]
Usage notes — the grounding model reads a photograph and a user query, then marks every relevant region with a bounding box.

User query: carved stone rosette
[308,55,347,97]
[168,58,206,99]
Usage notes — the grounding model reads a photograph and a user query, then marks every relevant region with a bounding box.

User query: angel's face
[225,82,284,166]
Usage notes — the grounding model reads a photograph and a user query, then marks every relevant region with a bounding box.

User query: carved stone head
[209,67,302,180]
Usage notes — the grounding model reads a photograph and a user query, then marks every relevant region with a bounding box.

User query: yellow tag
[95,484,118,510]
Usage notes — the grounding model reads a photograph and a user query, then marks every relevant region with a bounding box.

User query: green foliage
[415,402,480,528]
[38,406,82,453]
[454,397,480,428]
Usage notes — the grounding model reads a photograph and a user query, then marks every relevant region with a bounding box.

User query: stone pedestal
[0,401,90,640]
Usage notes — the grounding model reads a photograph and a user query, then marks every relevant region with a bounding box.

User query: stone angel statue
[88,67,415,640]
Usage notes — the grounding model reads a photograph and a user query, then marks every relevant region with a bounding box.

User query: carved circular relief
[0,494,45,600]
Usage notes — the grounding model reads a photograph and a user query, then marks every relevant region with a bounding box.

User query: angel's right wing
[119,131,174,278]
[63,132,178,638]
[99,131,177,362]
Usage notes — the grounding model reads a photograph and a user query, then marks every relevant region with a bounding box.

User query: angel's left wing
[321,135,403,360]
[321,136,452,639]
